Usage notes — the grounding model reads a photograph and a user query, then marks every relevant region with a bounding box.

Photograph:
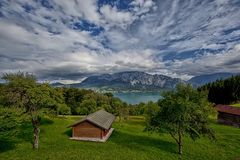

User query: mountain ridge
[71,71,183,91]
[188,72,239,87]
[50,71,239,90]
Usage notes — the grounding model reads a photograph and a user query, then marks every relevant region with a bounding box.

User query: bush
[57,104,71,115]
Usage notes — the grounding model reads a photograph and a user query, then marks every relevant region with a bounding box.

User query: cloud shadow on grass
[0,139,16,153]
[110,130,177,154]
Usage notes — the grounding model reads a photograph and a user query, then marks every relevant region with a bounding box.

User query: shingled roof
[69,110,115,130]
[215,105,240,116]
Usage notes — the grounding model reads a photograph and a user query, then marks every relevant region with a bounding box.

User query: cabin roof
[215,105,240,116]
[69,110,115,130]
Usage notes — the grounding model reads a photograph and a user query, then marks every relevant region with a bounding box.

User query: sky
[0,0,240,83]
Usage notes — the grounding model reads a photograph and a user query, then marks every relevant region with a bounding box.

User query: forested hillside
[198,75,240,104]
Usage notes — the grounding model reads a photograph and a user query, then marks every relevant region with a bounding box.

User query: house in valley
[215,105,240,128]
[69,110,115,142]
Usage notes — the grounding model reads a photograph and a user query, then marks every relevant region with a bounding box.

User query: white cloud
[166,43,240,76]
[78,0,101,23]
[51,0,101,24]
[100,5,134,28]
[0,0,240,81]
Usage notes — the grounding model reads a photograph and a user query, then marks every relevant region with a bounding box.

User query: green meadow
[231,103,240,108]
[1,116,240,160]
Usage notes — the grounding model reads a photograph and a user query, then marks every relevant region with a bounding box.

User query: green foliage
[128,102,146,116]
[111,97,129,121]
[2,72,62,114]
[2,72,63,149]
[100,103,114,113]
[63,88,93,114]
[0,107,25,140]
[104,92,114,98]
[144,101,159,123]
[62,88,119,115]
[57,103,71,115]
[146,84,215,156]
[199,75,240,104]
[77,99,97,115]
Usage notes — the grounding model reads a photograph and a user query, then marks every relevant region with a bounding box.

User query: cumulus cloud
[166,43,240,76]
[100,5,133,28]
[0,0,240,82]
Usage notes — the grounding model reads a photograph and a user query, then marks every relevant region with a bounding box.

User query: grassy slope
[1,116,240,160]
[231,103,240,108]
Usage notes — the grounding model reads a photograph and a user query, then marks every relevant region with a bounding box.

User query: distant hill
[50,82,65,88]
[70,71,183,91]
[188,73,238,87]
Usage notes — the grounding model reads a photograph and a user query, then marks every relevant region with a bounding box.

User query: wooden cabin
[69,110,115,142]
[215,105,240,128]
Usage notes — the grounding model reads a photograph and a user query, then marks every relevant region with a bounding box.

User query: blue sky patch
[73,20,104,36]
[98,0,133,10]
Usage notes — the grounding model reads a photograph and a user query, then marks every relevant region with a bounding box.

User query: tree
[0,106,24,141]
[100,103,114,113]
[104,92,113,98]
[2,72,61,149]
[144,101,159,122]
[57,103,71,115]
[146,84,215,158]
[0,84,23,140]
[62,88,93,115]
[111,97,125,122]
[77,99,97,115]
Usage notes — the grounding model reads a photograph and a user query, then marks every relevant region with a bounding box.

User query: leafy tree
[100,103,114,113]
[129,102,146,116]
[77,99,97,115]
[121,102,129,120]
[62,88,94,114]
[146,84,215,158]
[111,98,128,122]
[0,107,24,140]
[57,103,71,115]
[63,88,83,114]
[144,101,159,122]
[2,72,61,149]
[96,94,110,107]
[104,92,113,98]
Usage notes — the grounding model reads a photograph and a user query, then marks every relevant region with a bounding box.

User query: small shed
[69,110,115,142]
[215,105,240,128]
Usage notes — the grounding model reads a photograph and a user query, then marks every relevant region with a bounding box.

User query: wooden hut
[69,110,115,142]
[215,105,240,128]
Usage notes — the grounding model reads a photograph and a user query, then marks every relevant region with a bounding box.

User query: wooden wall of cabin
[217,112,240,127]
[103,128,111,137]
[72,121,103,138]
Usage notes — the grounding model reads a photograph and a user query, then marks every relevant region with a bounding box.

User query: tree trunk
[178,142,183,158]
[32,119,40,149]
[178,130,183,159]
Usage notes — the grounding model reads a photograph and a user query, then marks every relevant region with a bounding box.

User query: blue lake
[113,92,162,104]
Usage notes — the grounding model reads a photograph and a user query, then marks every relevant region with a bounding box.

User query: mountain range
[51,71,238,91]
[188,72,238,87]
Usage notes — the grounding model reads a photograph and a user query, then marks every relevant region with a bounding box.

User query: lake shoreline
[112,91,163,105]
